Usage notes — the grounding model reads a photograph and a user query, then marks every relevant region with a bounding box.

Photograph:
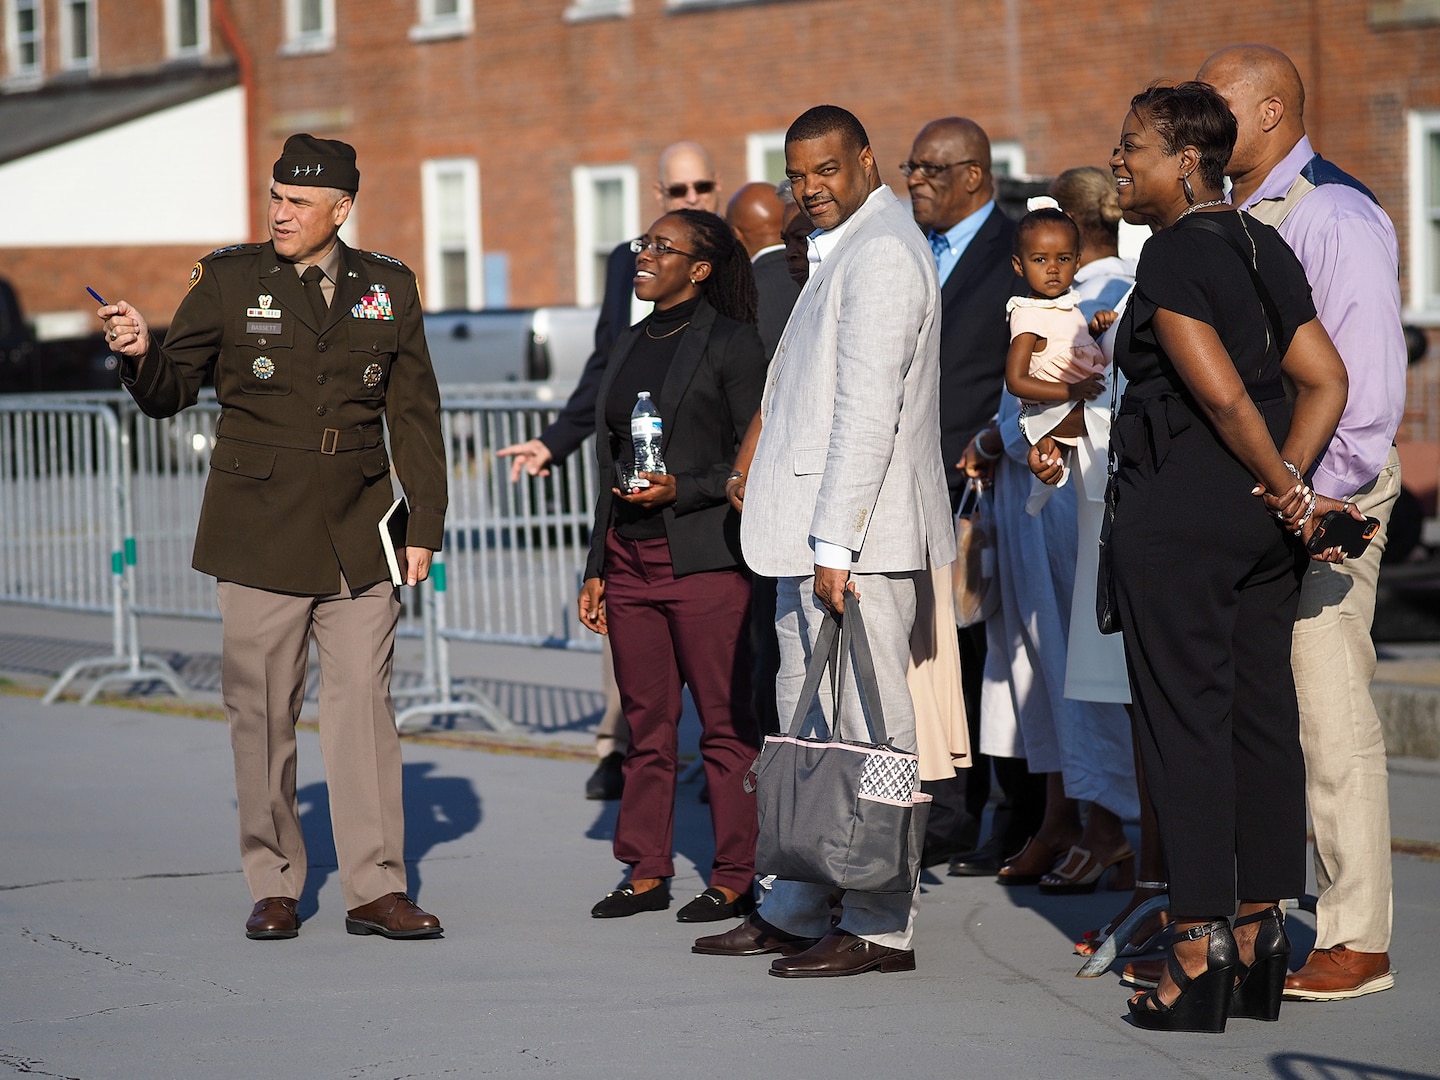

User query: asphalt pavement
[2,604,1439,1079]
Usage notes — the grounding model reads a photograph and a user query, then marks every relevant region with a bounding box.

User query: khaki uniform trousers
[216,578,407,911]
[1291,448,1401,953]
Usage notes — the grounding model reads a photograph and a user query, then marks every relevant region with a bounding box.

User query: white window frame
[1408,110,1440,323]
[165,0,209,59]
[746,131,787,184]
[572,164,638,307]
[4,0,43,85]
[281,0,335,55]
[410,0,473,42]
[59,0,96,72]
[564,0,632,22]
[990,141,1027,179]
[421,158,484,311]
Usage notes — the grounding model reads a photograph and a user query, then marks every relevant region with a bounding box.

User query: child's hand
[1068,373,1105,401]
[1089,309,1118,337]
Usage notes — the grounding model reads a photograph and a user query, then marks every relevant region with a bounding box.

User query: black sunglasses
[663,180,717,198]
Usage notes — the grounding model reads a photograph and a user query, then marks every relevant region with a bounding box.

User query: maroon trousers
[603,531,759,893]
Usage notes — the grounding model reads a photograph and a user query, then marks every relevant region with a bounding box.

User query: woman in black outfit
[578,210,767,923]
[1108,83,1351,1031]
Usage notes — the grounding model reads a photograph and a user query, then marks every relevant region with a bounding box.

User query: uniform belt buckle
[321,428,340,455]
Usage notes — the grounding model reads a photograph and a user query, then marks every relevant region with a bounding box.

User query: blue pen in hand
[86,286,108,305]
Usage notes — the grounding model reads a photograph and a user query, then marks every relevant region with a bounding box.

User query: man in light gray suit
[692,105,954,977]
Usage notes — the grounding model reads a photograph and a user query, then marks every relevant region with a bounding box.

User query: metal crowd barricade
[0,398,185,703]
[3,388,599,723]
[394,399,599,731]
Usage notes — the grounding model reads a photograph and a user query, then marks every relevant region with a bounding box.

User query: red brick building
[4,1,1440,427]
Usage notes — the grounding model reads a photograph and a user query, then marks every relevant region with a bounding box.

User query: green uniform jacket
[123,240,447,595]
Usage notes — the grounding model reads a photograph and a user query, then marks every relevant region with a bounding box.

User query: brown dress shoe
[245,897,299,940]
[345,893,443,939]
[769,929,916,978]
[1120,956,1164,989]
[691,913,820,957]
[1283,946,1394,1001]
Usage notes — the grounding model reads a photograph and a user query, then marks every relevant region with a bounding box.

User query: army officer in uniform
[99,134,448,941]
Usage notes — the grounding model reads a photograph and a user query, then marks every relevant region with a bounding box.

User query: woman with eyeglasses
[578,209,769,923]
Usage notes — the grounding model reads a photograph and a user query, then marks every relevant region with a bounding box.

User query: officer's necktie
[928,231,949,269]
[301,265,329,325]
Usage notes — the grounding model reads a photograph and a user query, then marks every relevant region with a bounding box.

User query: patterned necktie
[301,265,329,325]
[928,231,949,269]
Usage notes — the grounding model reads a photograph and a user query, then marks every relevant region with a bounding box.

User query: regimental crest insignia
[187,263,202,291]
[252,356,275,380]
[362,363,384,388]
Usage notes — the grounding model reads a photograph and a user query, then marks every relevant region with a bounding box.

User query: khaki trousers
[1291,448,1401,953]
[216,578,407,911]
[594,637,629,759]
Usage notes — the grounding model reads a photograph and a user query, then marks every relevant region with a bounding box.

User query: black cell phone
[1305,510,1380,557]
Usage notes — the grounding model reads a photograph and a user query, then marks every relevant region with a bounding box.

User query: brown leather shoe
[1283,946,1394,1000]
[345,893,443,939]
[691,912,820,957]
[245,897,299,940]
[768,929,916,978]
[1121,956,1164,989]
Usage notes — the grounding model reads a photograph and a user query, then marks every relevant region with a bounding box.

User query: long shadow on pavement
[296,762,482,921]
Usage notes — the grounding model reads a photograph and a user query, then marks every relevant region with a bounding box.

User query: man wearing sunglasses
[497,141,720,800]
[901,118,1040,881]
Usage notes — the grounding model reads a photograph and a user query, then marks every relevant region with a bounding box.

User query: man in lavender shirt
[1200,45,1407,1001]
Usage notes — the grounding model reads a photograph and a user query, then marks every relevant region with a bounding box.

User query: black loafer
[676,887,756,923]
[591,882,670,918]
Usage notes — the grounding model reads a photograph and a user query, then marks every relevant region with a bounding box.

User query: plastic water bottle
[630,391,666,475]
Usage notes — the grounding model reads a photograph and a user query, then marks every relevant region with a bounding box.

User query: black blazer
[936,206,1025,506]
[751,248,802,360]
[584,299,767,581]
[540,240,638,463]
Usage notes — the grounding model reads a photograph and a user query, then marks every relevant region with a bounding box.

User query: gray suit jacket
[740,186,955,578]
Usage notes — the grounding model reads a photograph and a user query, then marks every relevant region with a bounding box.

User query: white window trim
[572,164,638,307]
[564,0,632,22]
[280,0,336,55]
[1408,110,1440,323]
[4,0,44,86]
[410,0,473,42]
[59,0,97,72]
[164,0,210,59]
[421,158,485,311]
[746,131,786,183]
[990,141,1027,179]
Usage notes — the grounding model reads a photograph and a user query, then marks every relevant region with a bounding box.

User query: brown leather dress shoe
[691,913,820,957]
[1120,956,1164,989]
[768,929,916,978]
[245,897,299,940]
[1283,946,1394,1000]
[345,893,443,939]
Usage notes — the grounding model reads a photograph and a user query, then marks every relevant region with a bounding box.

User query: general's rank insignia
[252,357,275,379]
[246,294,282,318]
[351,286,395,320]
[362,363,384,388]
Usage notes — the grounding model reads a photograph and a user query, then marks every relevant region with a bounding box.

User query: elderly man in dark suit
[901,117,1041,875]
[98,134,447,941]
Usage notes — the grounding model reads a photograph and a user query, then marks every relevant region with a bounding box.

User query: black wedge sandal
[1128,918,1237,1033]
[1230,906,1290,1021]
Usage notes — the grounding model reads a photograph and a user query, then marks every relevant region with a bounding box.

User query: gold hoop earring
[1181,174,1196,205]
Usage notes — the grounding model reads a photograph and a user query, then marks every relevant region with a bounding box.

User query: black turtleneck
[605,294,700,539]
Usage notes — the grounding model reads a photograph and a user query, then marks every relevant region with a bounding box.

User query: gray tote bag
[747,593,931,894]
